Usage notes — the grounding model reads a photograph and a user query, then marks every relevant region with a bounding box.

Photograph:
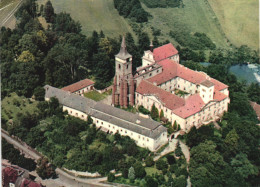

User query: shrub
[156,159,168,170]
[145,156,155,167]
[108,172,115,182]
[138,105,150,115]
[166,154,176,165]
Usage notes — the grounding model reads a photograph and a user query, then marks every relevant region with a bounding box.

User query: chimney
[150,40,154,52]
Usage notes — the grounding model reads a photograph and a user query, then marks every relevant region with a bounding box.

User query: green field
[0,0,20,28]
[140,0,230,48]
[37,0,135,37]
[208,0,259,50]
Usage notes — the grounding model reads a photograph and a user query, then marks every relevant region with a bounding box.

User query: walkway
[154,139,178,161]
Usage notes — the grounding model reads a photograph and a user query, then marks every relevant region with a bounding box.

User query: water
[200,62,260,85]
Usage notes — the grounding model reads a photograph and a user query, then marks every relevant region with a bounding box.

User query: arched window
[118,64,121,69]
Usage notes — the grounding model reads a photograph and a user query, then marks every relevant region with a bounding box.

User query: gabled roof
[44,85,167,139]
[62,78,94,93]
[136,80,185,110]
[173,94,205,118]
[91,102,167,139]
[153,43,178,62]
[148,59,228,91]
[214,89,228,101]
[45,85,96,113]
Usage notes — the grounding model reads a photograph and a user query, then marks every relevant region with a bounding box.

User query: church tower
[112,37,135,107]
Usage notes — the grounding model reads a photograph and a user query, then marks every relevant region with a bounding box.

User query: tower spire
[116,36,132,60]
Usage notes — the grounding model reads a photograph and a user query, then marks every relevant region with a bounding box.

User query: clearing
[207,0,259,50]
[1,93,39,122]
[37,0,135,38]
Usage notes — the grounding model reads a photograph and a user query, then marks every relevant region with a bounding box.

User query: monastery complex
[44,37,230,151]
[112,37,230,131]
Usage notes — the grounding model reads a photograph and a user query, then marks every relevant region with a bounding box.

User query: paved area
[100,95,112,105]
[154,139,178,161]
[179,141,190,163]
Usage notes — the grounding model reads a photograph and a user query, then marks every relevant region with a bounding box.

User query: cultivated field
[37,0,135,38]
[141,0,230,48]
[0,0,21,29]
[208,0,259,50]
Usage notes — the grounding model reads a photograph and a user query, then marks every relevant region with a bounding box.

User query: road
[1,129,113,187]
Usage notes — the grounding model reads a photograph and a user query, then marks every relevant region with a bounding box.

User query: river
[200,62,260,85]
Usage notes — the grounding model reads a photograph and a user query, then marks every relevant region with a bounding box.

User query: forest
[113,0,149,23]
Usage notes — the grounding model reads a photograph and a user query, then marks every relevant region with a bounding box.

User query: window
[101,122,103,125]
[70,111,72,114]
[76,113,78,116]
[109,125,110,127]
[125,130,127,133]
[149,73,152,77]
[97,120,99,123]
[82,115,84,118]
[118,64,121,69]
[157,70,159,73]
[147,138,149,142]
[138,135,140,139]
[143,137,145,140]
[127,64,128,69]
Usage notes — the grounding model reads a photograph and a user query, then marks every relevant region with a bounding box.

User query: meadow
[140,0,230,48]
[0,0,20,28]
[208,0,259,50]
[37,0,135,38]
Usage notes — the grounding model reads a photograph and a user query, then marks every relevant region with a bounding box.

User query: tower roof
[116,36,132,60]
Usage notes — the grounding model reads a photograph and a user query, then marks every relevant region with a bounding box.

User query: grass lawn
[145,166,161,176]
[84,90,110,101]
[37,0,136,38]
[140,0,230,49]
[208,0,259,50]
[2,93,39,122]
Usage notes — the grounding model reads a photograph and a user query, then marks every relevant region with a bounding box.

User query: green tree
[128,166,135,182]
[159,109,164,119]
[133,161,146,178]
[145,156,155,167]
[145,175,158,187]
[231,153,258,179]
[33,86,45,101]
[156,159,168,170]
[44,0,55,23]
[107,172,115,182]
[151,104,159,121]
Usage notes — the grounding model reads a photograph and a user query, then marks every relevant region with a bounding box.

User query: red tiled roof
[3,167,18,186]
[173,94,205,118]
[250,101,260,119]
[210,78,228,91]
[62,78,94,93]
[214,89,228,101]
[136,80,185,110]
[21,179,42,187]
[153,43,178,62]
[148,59,228,91]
